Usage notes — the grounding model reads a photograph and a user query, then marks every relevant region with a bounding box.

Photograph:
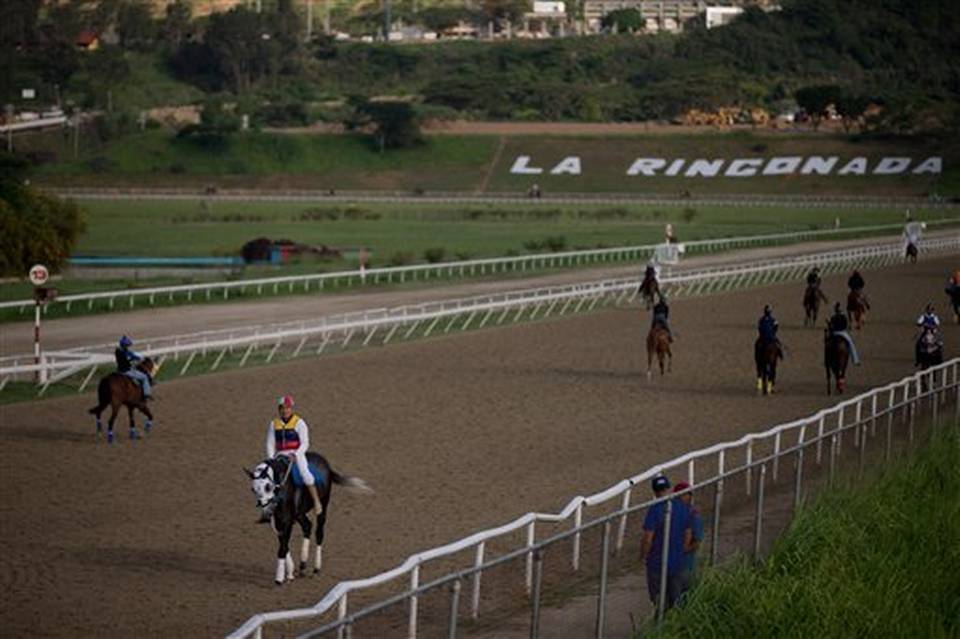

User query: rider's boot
[307,484,323,517]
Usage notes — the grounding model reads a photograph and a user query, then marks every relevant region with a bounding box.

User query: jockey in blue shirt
[915,303,943,365]
[827,303,860,365]
[757,305,779,345]
[115,335,152,400]
[651,294,673,341]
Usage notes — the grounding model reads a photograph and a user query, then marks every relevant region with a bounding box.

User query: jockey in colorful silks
[266,395,323,517]
[651,294,673,342]
[115,335,152,400]
[915,303,943,366]
[827,303,860,365]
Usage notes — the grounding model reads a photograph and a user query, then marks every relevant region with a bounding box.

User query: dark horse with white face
[88,358,157,443]
[246,452,371,585]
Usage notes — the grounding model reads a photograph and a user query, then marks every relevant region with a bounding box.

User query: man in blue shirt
[641,475,692,610]
[673,482,704,589]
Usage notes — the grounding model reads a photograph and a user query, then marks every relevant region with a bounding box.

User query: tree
[601,9,642,33]
[0,154,86,277]
[203,8,279,93]
[795,84,842,130]
[162,0,192,50]
[117,1,156,50]
[347,97,423,152]
[481,0,531,29]
[0,0,42,48]
[834,92,870,133]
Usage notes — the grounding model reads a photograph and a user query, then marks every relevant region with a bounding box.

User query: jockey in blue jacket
[827,303,860,365]
[115,335,152,400]
[651,294,673,341]
[757,305,779,346]
[915,303,943,365]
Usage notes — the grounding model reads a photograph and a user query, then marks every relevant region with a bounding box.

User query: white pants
[281,451,315,486]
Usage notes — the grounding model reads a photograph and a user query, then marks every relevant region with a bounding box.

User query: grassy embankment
[28,128,960,197]
[1,200,956,306]
[649,425,960,638]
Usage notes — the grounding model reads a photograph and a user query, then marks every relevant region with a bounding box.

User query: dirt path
[0,255,954,638]
[0,233,935,357]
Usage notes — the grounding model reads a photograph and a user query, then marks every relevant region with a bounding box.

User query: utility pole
[306,0,313,40]
[383,0,391,40]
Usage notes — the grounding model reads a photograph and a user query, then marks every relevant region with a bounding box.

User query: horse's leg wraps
[285,553,295,581]
[300,539,310,565]
[275,558,285,584]
[315,545,323,572]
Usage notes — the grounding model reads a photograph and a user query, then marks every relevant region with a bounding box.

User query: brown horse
[905,242,918,264]
[846,290,870,330]
[88,358,158,443]
[638,275,660,310]
[754,338,781,395]
[803,285,828,327]
[824,331,849,394]
[646,325,672,378]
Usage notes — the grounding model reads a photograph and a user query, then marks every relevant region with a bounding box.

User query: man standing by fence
[641,475,693,611]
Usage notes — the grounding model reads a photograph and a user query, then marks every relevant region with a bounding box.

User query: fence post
[793,446,804,515]
[858,412,867,479]
[595,521,611,639]
[871,392,878,437]
[409,565,419,639]
[447,578,462,639]
[753,464,767,562]
[710,477,723,567]
[745,440,753,496]
[886,388,895,463]
[336,594,348,639]
[931,370,939,426]
[828,434,838,485]
[955,362,959,425]
[572,501,583,571]
[772,432,781,481]
[530,549,544,639]
[656,499,673,625]
[816,414,825,464]
[471,542,484,620]
[525,522,536,594]
[909,379,917,447]
[615,488,631,554]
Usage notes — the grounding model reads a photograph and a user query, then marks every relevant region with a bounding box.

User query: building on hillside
[582,1,774,34]
[705,6,743,28]
[74,30,100,51]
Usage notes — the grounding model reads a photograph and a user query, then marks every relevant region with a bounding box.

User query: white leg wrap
[275,558,285,584]
[301,538,310,564]
[315,545,323,572]
[285,553,295,581]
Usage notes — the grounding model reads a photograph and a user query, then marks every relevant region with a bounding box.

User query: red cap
[673,482,691,493]
[277,395,295,408]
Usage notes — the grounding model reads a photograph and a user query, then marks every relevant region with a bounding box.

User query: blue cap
[651,475,670,492]
[119,335,133,348]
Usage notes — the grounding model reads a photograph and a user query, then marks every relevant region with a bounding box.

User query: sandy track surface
[0,254,954,638]
[0,234,934,357]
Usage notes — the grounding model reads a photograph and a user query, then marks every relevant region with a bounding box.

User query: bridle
[257,456,295,514]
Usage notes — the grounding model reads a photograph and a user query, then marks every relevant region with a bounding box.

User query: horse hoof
[107,432,114,444]
[313,568,321,576]
[274,580,283,587]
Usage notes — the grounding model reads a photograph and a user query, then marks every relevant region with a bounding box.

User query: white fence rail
[229,358,960,639]
[2,236,958,393]
[2,220,955,316]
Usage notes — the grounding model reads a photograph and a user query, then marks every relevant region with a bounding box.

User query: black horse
[916,328,944,371]
[905,242,918,264]
[803,285,828,327]
[245,452,372,585]
[88,358,158,443]
[754,338,781,395]
[824,331,849,395]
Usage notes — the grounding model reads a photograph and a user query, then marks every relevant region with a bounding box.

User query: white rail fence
[2,236,957,393]
[228,359,960,639]
[3,220,955,316]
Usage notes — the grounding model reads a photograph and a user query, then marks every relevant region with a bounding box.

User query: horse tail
[330,472,374,495]
[89,376,111,414]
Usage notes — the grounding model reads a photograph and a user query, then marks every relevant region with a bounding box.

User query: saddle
[289,458,326,488]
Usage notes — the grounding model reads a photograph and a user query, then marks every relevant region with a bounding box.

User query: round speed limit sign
[29,264,49,286]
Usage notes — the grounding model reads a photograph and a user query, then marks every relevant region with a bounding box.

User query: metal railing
[2,236,956,391]
[4,236,955,393]
[3,220,956,316]
[229,359,960,639]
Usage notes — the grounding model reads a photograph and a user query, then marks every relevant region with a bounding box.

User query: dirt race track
[0,255,956,638]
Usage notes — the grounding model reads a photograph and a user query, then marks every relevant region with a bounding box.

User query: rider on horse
[848,270,865,293]
[915,303,943,366]
[266,395,323,517]
[827,303,860,365]
[651,293,673,342]
[757,305,781,354]
[115,335,152,400]
[806,267,822,289]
